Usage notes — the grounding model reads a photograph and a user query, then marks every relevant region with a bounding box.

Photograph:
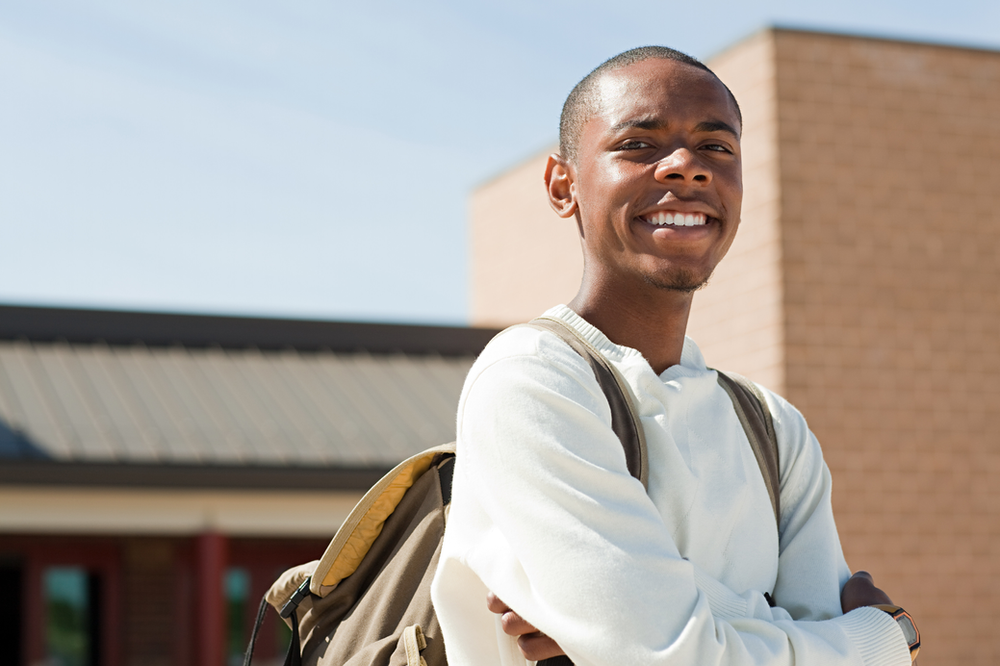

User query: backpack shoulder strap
[515,320,777,532]
[714,370,781,532]
[524,316,649,490]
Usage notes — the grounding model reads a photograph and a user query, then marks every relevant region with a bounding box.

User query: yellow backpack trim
[311,442,456,595]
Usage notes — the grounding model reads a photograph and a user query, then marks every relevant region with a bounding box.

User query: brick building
[470,28,1000,665]
[0,305,496,666]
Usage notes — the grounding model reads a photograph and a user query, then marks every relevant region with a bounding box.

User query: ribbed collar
[544,304,708,379]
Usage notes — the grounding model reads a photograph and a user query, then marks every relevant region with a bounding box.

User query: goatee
[643,268,711,294]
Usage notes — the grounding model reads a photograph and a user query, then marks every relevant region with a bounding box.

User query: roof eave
[0,459,392,492]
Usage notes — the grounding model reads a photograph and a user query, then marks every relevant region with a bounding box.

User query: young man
[431,47,918,665]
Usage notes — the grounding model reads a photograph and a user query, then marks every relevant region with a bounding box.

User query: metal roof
[0,305,497,489]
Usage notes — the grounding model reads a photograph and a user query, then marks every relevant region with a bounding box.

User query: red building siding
[0,533,328,666]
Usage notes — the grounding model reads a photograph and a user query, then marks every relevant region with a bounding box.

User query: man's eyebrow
[695,120,740,138]
[607,118,740,139]
[608,118,665,133]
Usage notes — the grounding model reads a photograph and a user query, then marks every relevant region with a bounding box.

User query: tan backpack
[243,317,779,666]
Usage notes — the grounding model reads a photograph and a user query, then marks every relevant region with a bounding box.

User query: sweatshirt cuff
[692,565,747,620]
[832,606,912,666]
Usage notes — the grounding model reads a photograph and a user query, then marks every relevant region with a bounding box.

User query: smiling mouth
[640,211,708,227]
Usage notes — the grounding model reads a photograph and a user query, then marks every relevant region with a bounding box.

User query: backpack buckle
[280,578,311,619]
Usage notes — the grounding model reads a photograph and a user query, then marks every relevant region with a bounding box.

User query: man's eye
[617,140,651,150]
[703,143,732,153]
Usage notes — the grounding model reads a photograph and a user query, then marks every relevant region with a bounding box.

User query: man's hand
[840,570,893,612]
[488,577,906,664]
[841,572,919,663]
[486,592,567,661]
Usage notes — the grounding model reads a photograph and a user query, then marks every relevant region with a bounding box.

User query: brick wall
[689,30,786,394]
[770,30,1000,664]
[469,148,583,327]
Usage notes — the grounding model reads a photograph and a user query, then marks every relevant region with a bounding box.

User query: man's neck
[567,284,694,375]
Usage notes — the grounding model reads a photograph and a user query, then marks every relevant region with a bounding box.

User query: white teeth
[645,212,707,227]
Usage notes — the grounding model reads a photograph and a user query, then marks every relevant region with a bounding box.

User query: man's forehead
[591,59,737,129]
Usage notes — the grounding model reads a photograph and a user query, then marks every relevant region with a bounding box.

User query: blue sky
[2,1,997,324]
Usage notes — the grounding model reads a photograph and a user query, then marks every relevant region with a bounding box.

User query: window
[44,567,101,666]
[225,567,250,666]
[225,565,293,665]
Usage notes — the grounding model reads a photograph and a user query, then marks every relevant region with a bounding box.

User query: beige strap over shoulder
[525,316,649,489]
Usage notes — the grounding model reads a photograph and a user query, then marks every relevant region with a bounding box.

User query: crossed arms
[432,327,911,665]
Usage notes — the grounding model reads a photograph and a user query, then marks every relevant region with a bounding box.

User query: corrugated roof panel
[140,346,228,463]
[156,346,259,465]
[0,339,474,470]
[0,342,78,458]
[241,352,318,464]
[303,354,404,465]
[37,343,123,460]
[334,355,415,458]
[191,347,289,465]
[107,345,207,463]
[391,356,462,415]
[236,350,336,465]
[275,351,380,466]
[252,353,356,465]
[316,354,426,462]
[164,346,252,463]
[70,345,156,462]
[344,354,453,453]
[376,354,470,443]
[0,347,33,453]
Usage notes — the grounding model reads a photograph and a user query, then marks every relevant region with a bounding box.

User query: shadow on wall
[0,419,50,460]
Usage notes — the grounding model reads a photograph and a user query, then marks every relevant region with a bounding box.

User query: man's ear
[544,154,577,219]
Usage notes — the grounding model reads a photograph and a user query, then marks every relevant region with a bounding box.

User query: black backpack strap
[714,370,780,533]
[282,609,302,666]
[527,316,648,489]
[244,582,307,666]
[243,594,270,666]
[243,596,303,666]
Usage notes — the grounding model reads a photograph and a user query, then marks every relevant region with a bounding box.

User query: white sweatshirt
[431,306,911,666]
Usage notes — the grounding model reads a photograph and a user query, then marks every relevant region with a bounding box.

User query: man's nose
[653,148,711,184]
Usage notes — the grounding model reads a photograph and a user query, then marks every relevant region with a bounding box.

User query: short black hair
[558,46,742,163]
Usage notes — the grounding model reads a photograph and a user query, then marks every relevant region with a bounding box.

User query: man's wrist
[872,604,920,661]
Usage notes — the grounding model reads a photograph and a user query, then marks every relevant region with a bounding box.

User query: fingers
[518,632,566,661]
[485,592,568,661]
[486,592,541,636]
[485,591,510,614]
[500,610,540,637]
[841,570,893,612]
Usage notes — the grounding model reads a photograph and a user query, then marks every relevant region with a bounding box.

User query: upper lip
[636,200,718,220]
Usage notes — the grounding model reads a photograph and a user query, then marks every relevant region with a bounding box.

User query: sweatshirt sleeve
[763,387,851,621]
[444,330,911,666]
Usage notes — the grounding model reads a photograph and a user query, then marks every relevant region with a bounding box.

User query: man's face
[564,58,743,295]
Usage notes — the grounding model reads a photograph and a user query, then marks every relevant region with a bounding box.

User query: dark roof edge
[0,459,393,492]
[0,304,501,356]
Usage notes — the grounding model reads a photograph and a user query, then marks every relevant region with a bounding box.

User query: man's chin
[643,269,711,294]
